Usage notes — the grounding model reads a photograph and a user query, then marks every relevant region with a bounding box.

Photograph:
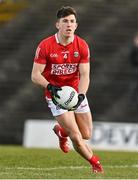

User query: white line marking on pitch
[3,164,138,171]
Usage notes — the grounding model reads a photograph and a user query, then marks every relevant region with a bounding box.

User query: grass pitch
[0,146,137,179]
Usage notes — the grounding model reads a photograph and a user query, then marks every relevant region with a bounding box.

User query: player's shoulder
[38,35,55,46]
[75,35,88,47]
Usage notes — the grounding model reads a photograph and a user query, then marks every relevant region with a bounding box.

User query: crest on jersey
[74,51,79,57]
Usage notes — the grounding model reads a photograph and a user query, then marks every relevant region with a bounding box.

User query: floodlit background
[0,0,138,148]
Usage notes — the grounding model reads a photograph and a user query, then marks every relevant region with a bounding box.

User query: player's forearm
[31,72,49,89]
[78,76,90,95]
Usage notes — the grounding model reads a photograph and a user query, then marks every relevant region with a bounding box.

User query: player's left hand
[68,94,85,111]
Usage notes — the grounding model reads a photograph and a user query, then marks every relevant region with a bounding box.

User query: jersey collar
[55,33,74,45]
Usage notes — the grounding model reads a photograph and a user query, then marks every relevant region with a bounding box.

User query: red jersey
[34,34,90,98]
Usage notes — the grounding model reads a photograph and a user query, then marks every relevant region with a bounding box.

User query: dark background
[0,0,138,144]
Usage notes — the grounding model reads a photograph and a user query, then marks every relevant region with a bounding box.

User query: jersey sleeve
[34,40,47,64]
[79,40,90,63]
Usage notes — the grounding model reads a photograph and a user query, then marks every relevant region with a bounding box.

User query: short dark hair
[56,6,77,19]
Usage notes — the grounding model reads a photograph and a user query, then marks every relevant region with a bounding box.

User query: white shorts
[46,96,90,117]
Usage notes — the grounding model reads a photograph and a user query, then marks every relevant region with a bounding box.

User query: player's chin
[65,32,73,37]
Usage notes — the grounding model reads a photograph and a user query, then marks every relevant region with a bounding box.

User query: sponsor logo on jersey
[51,63,78,75]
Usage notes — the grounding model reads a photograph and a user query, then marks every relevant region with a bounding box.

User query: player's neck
[57,32,74,46]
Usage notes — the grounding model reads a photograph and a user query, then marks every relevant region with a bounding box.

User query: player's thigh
[55,111,81,137]
[75,111,93,139]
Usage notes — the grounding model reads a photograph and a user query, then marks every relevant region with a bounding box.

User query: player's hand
[68,94,85,111]
[47,84,61,98]
[50,95,66,110]
[47,84,66,109]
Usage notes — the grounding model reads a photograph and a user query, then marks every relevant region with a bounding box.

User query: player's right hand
[47,83,62,99]
[47,84,67,109]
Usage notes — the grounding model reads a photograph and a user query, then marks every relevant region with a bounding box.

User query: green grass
[0,146,138,179]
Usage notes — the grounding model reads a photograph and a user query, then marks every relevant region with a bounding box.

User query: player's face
[56,15,78,38]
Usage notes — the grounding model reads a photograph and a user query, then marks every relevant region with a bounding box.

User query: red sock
[88,155,99,165]
[59,125,68,137]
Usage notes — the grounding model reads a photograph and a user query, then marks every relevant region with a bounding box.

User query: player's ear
[75,22,78,30]
[56,21,60,30]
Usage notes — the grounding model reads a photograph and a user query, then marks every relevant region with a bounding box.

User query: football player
[31,6,103,173]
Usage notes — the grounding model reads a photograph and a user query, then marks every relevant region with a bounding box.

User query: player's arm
[31,62,49,88]
[69,62,90,111]
[31,62,62,102]
[78,62,90,95]
[32,42,61,103]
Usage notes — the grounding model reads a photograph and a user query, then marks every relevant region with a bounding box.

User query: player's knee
[82,127,93,140]
[82,131,92,140]
[69,132,83,147]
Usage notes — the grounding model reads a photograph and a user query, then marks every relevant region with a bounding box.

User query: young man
[31,6,103,173]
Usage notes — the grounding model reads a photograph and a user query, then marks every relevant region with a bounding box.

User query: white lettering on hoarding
[23,120,138,151]
[90,122,138,150]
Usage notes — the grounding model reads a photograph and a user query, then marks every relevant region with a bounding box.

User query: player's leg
[47,97,103,173]
[46,97,69,153]
[75,112,103,173]
[53,123,69,153]
[75,111,92,153]
[46,97,91,154]
[56,111,103,173]
[74,97,93,154]
[75,111,92,139]
[55,111,93,160]
[74,96,92,139]
[74,97,104,173]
